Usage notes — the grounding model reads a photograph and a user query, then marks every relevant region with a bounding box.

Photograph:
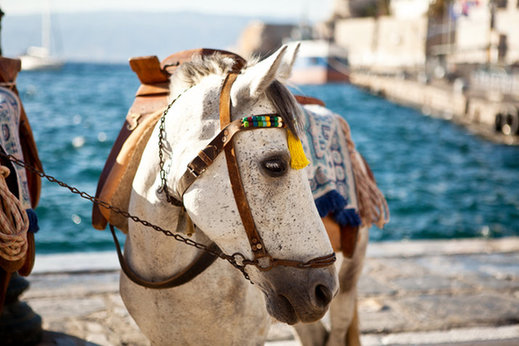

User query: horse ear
[277,42,300,82]
[233,45,288,100]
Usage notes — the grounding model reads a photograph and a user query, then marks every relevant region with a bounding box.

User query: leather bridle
[114,71,336,289]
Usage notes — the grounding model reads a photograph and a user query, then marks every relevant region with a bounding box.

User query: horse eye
[261,156,288,177]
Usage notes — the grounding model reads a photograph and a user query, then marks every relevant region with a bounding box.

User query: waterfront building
[330,0,519,72]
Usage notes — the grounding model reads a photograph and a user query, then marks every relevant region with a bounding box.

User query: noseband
[115,72,336,289]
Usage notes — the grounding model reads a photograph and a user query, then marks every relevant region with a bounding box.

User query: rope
[0,82,16,87]
[0,165,28,261]
[338,117,390,229]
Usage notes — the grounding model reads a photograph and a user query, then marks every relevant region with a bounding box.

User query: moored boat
[20,46,64,71]
[18,2,64,71]
[290,40,350,85]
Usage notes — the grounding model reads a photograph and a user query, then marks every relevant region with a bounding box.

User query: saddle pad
[0,86,30,209]
[0,57,42,208]
[301,104,390,256]
[301,105,361,228]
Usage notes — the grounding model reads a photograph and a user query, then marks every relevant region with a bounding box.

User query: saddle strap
[110,225,220,289]
[219,73,269,259]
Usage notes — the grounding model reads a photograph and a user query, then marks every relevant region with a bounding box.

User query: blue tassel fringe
[335,208,361,227]
[314,190,361,227]
[315,190,347,217]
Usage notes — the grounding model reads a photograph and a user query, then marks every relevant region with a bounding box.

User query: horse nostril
[314,284,333,307]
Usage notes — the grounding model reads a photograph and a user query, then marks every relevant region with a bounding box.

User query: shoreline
[32,236,519,274]
[24,237,519,345]
[350,72,519,146]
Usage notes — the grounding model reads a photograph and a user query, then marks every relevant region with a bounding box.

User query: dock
[23,237,519,345]
[351,72,519,146]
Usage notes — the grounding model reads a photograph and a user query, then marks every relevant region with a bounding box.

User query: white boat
[290,40,350,85]
[20,46,63,71]
[19,2,64,71]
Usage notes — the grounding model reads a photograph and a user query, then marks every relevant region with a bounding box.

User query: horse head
[134,44,338,325]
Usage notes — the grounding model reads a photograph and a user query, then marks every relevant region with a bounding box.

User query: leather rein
[113,72,336,289]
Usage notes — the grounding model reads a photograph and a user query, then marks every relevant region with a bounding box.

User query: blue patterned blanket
[301,105,361,228]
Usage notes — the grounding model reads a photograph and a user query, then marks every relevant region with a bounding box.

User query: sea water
[16,63,519,254]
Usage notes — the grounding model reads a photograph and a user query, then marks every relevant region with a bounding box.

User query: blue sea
[16,63,519,254]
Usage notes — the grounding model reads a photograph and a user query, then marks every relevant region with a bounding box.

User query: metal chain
[157,95,183,207]
[0,84,336,280]
[0,151,254,281]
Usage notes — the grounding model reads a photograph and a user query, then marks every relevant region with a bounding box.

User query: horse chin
[265,294,299,325]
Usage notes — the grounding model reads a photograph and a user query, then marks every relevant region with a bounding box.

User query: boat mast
[41,0,51,53]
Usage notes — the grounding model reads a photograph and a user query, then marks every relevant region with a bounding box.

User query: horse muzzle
[256,264,338,324]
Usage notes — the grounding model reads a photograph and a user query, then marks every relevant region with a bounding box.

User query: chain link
[158,94,183,207]
[0,151,253,281]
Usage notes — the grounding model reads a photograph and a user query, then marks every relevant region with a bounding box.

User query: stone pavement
[19,237,519,345]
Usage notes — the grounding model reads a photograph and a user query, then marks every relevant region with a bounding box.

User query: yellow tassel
[287,130,310,170]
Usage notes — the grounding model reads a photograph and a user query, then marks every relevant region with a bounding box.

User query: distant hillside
[1,11,295,62]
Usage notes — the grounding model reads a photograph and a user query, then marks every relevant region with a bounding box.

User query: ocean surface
[16,63,519,254]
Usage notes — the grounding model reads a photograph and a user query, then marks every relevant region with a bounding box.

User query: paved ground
[15,237,519,345]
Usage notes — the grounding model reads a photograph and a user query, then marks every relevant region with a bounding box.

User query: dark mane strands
[265,80,302,138]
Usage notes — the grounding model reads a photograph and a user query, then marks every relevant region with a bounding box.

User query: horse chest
[120,258,270,345]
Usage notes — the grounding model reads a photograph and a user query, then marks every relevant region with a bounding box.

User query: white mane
[168,53,303,136]
[168,54,252,101]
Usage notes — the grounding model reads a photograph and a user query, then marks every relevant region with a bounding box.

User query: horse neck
[126,124,210,279]
[125,211,212,280]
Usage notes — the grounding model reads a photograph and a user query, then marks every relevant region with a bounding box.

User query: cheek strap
[219,73,269,261]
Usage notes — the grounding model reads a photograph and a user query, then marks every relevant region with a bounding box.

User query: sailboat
[19,2,64,71]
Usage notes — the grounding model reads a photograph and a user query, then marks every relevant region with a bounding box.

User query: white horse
[118,44,388,346]
[120,44,338,345]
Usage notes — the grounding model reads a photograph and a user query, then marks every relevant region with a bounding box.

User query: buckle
[187,163,204,178]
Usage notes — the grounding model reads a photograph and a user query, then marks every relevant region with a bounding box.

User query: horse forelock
[168,53,301,137]
[168,53,242,101]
